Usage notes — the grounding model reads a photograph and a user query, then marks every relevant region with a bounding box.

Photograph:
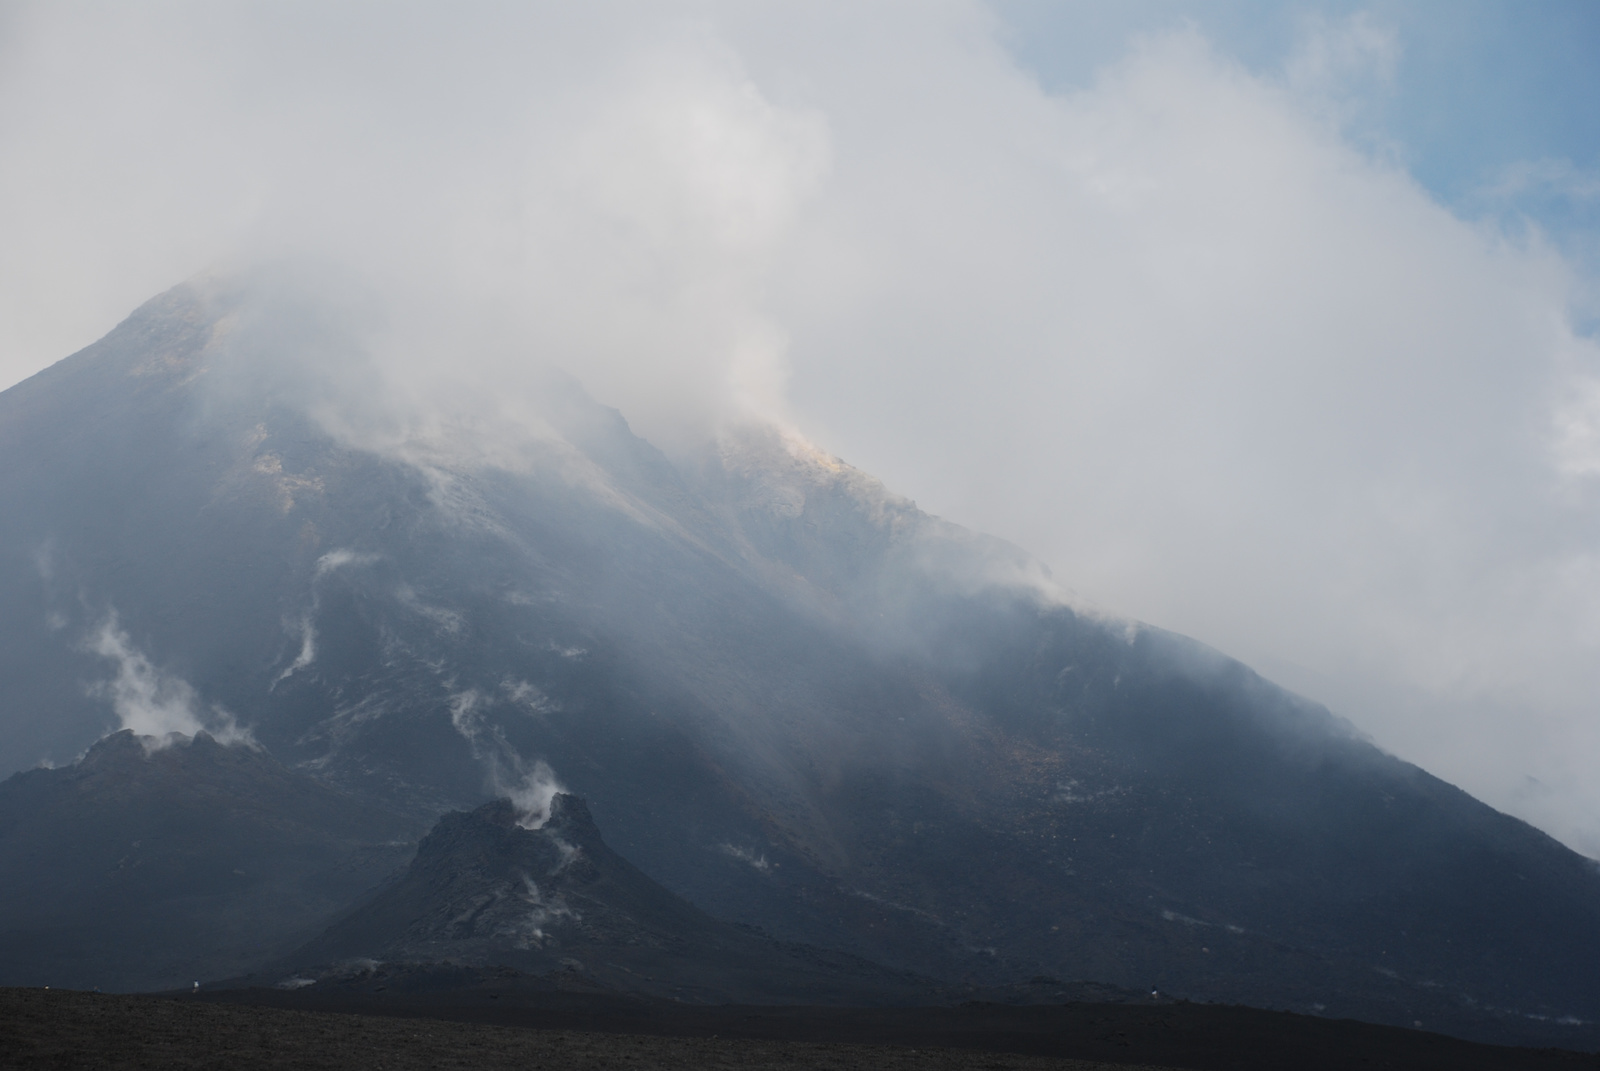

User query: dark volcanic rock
[0,730,418,991]
[273,794,941,1005]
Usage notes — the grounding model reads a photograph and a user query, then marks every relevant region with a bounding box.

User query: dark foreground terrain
[4,987,1597,1071]
[1,987,1167,1071]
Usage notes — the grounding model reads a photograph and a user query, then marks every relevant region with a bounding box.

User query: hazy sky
[2,1,1599,855]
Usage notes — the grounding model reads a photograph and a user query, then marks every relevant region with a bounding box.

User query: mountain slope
[1,278,1598,1045]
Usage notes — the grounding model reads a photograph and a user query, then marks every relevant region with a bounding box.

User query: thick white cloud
[1,2,1597,852]
[761,14,1600,855]
[0,2,827,450]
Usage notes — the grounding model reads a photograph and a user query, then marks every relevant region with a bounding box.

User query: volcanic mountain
[2,276,1599,1046]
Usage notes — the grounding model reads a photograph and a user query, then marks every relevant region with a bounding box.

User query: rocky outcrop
[274,794,941,1005]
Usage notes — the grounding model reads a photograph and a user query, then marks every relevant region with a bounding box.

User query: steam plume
[88,612,253,750]
[448,689,566,828]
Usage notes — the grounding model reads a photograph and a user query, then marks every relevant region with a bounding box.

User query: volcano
[1,277,1598,1047]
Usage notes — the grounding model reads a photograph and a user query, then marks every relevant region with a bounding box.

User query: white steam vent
[507,761,566,830]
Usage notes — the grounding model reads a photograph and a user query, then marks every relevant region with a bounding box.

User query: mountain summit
[1,279,1598,1046]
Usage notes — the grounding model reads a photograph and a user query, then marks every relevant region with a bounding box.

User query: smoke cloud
[2,4,1598,853]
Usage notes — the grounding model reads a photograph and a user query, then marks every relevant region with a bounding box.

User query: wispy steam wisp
[275,549,380,686]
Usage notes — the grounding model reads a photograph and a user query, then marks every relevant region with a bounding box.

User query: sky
[1,1,1598,855]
